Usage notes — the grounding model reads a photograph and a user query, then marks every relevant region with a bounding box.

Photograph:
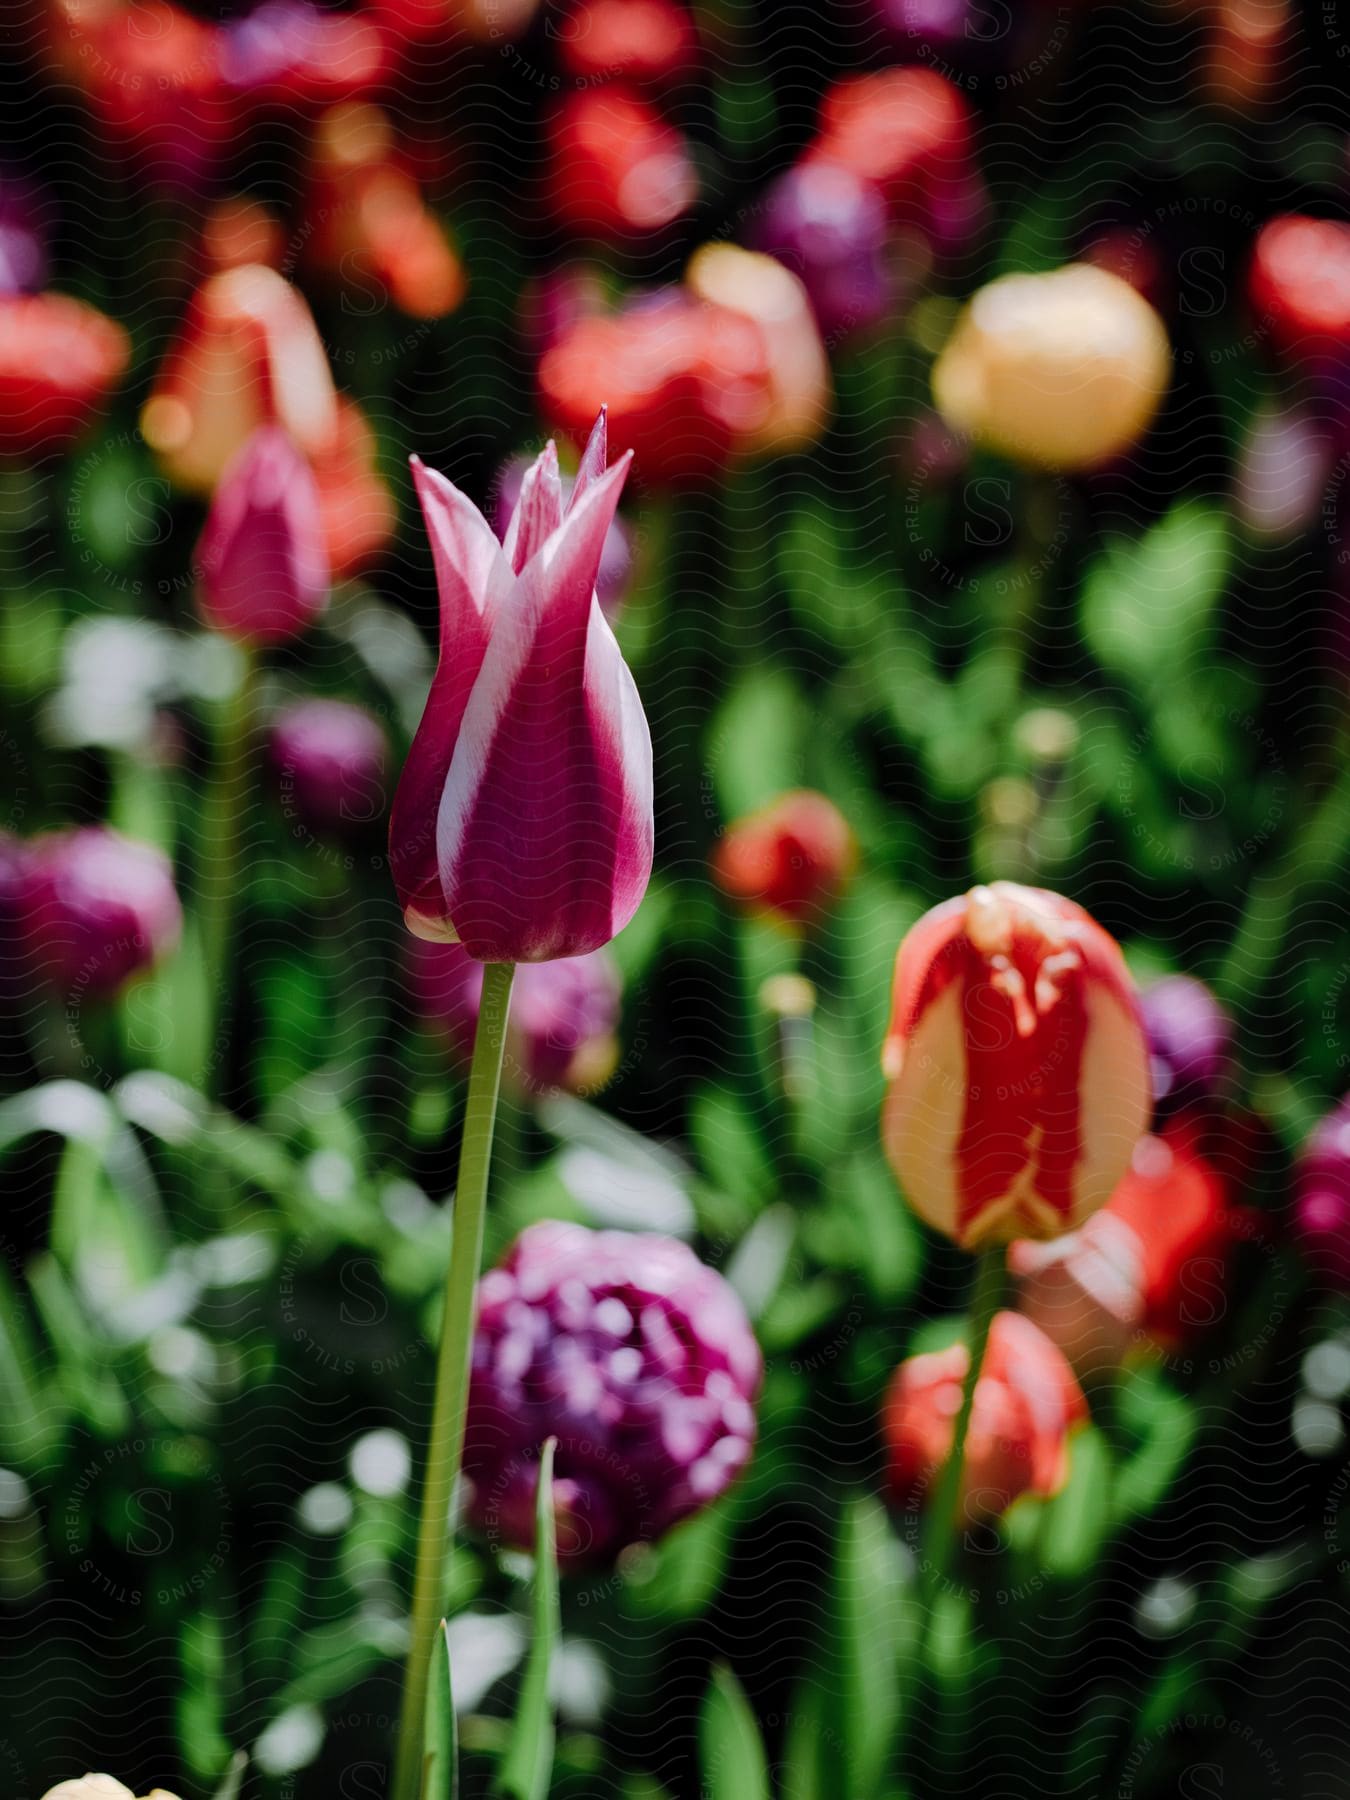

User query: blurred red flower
[884,1311,1088,1522]
[0,292,128,457]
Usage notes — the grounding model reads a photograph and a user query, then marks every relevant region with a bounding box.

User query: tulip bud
[556,0,697,86]
[1295,1096,1350,1289]
[685,244,832,455]
[1138,974,1232,1117]
[711,790,856,928]
[932,264,1171,471]
[389,410,654,961]
[195,427,329,646]
[141,264,338,494]
[0,294,128,458]
[1012,1126,1254,1374]
[465,1221,760,1566]
[753,161,892,342]
[493,453,632,618]
[408,939,621,1093]
[17,827,182,999]
[270,698,389,839]
[1249,215,1350,373]
[881,882,1151,1249]
[544,87,697,238]
[884,1310,1087,1521]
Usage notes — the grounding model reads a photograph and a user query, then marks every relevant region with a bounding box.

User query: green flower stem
[195,646,257,1094]
[922,1247,1005,1594]
[393,958,516,1800]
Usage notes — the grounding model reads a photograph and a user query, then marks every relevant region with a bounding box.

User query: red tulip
[881,882,1151,1248]
[141,264,338,495]
[543,87,697,239]
[302,104,466,321]
[1011,1127,1256,1374]
[555,0,697,87]
[539,291,754,484]
[0,293,128,457]
[389,410,653,962]
[805,67,976,250]
[884,1311,1088,1521]
[1249,215,1350,371]
[711,790,856,928]
[195,427,329,646]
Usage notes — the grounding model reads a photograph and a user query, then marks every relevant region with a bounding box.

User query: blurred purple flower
[1139,975,1233,1116]
[465,1221,761,1567]
[407,938,621,1094]
[1295,1096,1350,1289]
[1234,406,1333,539]
[16,827,182,999]
[270,698,390,840]
[0,173,48,297]
[753,162,891,342]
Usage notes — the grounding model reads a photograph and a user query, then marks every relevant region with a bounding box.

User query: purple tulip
[0,172,48,297]
[1139,975,1233,1114]
[388,410,653,962]
[269,699,390,840]
[407,938,621,1093]
[195,427,329,646]
[754,162,892,342]
[492,454,632,619]
[1234,406,1333,539]
[16,827,182,999]
[465,1221,761,1567]
[1295,1097,1350,1288]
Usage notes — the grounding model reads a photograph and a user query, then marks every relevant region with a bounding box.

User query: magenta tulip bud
[407,938,621,1093]
[1138,974,1232,1116]
[269,698,390,840]
[389,410,654,962]
[194,426,330,645]
[465,1221,761,1568]
[17,827,182,999]
[492,454,632,619]
[1295,1097,1350,1288]
[753,162,891,342]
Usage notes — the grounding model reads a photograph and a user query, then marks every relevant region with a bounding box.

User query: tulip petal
[390,459,506,936]
[503,440,564,573]
[435,453,652,960]
[568,407,608,512]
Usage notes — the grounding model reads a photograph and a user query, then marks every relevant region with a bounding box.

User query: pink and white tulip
[881,881,1151,1249]
[389,411,653,963]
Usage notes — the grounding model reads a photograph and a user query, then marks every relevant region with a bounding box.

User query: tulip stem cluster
[922,1248,1005,1591]
[393,958,516,1800]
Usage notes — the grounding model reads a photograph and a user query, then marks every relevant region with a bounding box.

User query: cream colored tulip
[686,243,832,456]
[41,1778,181,1800]
[932,264,1171,472]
